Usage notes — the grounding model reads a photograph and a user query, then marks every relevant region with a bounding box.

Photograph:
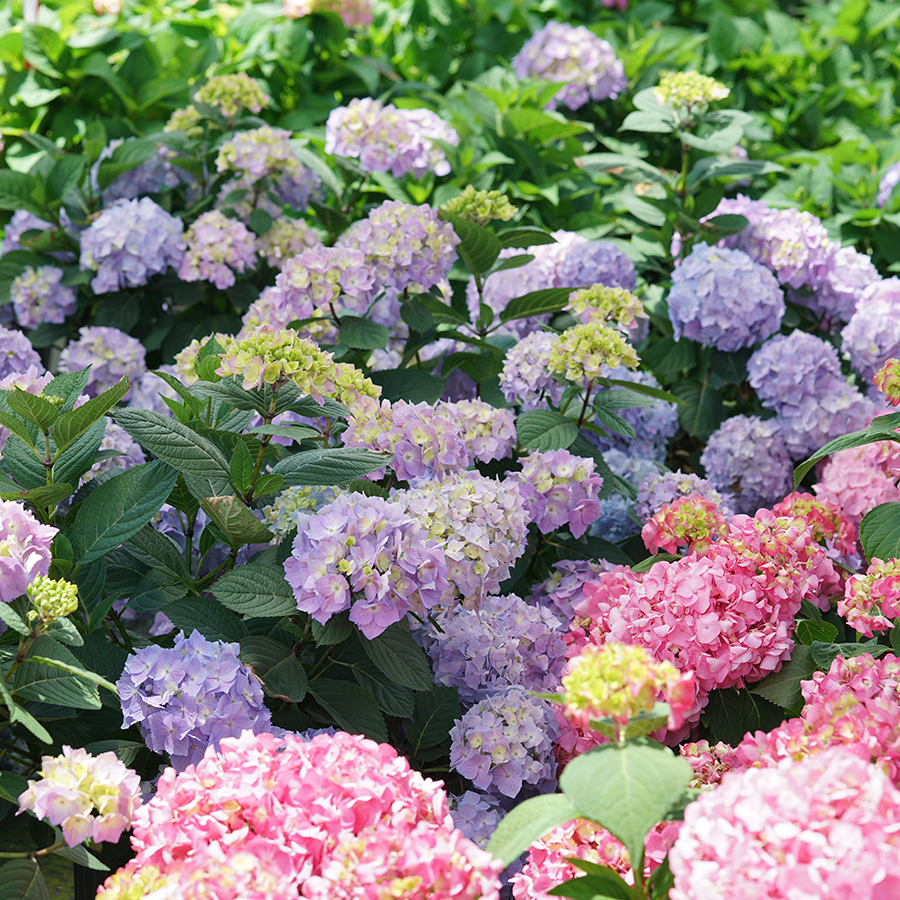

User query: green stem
[0,838,67,859]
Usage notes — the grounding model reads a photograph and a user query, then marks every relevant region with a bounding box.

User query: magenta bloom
[0,500,57,602]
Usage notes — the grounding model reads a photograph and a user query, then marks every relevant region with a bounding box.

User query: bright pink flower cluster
[641,494,728,555]
[840,557,900,635]
[874,357,900,407]
[680,740,741,789]
[342,397,469,481]
[18,746,141,847]
[669,748,900,900]
[772,490,858,567]
[110,730,501,900]
[509,449,603,538]
[511,818,679,900]
[0,500,57,603]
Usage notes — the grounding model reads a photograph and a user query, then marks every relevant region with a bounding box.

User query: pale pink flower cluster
[840,557,900,635]
[641,494,728,555]
[669,748,900,900]
[283,0,373,28]
[342,396,469,481]
[508,449,604,538]
[105,730,502,900]
[0,500,58,603]
[680,740,741,789]
[512,818,680,900]
[436,398,516,463]
[18,745,141,847]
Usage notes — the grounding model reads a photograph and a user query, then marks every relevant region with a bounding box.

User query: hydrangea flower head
[771,491,858,567]
[216,125,301,182]
[194,73,270,118]
[0,324,42,378]
[566,284,645,333]
[440,187,517,226]
[11,265,78,329]
[635,471,734,522]
[558,240,637,294]
[680,740,741,789]
[284,492,450,637]
[177,210,257,289]
[529,558,616,629]
[798,244,879,325]
[116,630,272,769]
[435,398,516,463]
[79,197,185,293]
[548,322,639,386]
[215,325,336,402]
[653,71,729,111]
[17,746,141,847]
[26,575,78,625]
[0,501,58,602]
[93,138,194,206]
[57,326,146,398]
[668,243,784,350]
[642,494,729,555]
[874,357,900,407]
[499,331,565,410]
[512,22,627,111]
[840,558,900,636]
[257,217,321,268]
[448,792,503,849]
[325,98,460,178]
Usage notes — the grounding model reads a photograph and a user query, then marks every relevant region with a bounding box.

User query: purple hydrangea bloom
[116,630,272,771]
[57,326,146,398]
[283,492,450,638]
[79,198,185,293]
[878,160,900,208]
[667,243,784,351]
[435,398,516,463]
[700,415,793,514]
[511,21,627,110]
[325,98,460,178]
[589,449,660,542]
[0,324,42,378]
[93,138,194,206]
[177,210,257,290]
[449,686,558,799]
[11,265,78,329]
[841,277,900,382]
[528,558,616,629]
[426,593,567,706]
[635,470,735,522]
[774,387,875,460]
[792,245,879,326]
[258,218,321,269]
[499,331,565,410]
[671,193,771,259]
[447,791,504,849]
[557,239,637,292]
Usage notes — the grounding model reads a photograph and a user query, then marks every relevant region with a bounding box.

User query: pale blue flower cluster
[57,326,146,398]
[10,265,78,329]
[0,324,43,379]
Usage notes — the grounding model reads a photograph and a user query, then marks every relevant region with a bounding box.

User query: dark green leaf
[439,212,501,275]
[12,636,101,710]
[51,376,129,453]
[796,620,839,646]
[213,564,298,617]
[516,410,579,451]
[339,316,390,350]
[311,611,355,646]
[548,871,632,900]
[860,502,900,563]
[47,156,86,203]
[164,596,247,643]
[701,687,784,746]
[500,287,575,322]
[125,525,191,583]
[400,301,435,333]
[641,337,697,376]
[0,860,51,900]
[308,678,387,741]
[272,447,391,487]
[496,227,556,249]
[405,686,460,752]
[362,622,434,691]
[239,636,307,702]
[750,645,815,710]
[0,171,42,215]
[199,495,273,546]
[672,378,724,440]
[6,390,58,430]
[230,438,254,494]
[810,640,890,669]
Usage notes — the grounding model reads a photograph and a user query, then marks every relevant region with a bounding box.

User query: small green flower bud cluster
[567,284,645,330]
[653,71,730,112]
[194,73,270,119]
[440,186,517,227]
[163,106,204,138]
[548,322,639,387]
[26,575,78,624]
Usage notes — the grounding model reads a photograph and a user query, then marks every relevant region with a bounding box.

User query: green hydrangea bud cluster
[567,284,645,330]
[262,485,337,536]
[163,106,204,138]
[440,186,517,227]
[334,362,381,411]
[548,322,639,387]
[215,325,336,402]
[194,73,270,119]
[26,576,78,624]
[653,71,730,112]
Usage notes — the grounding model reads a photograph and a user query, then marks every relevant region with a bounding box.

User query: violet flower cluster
[117,630,272,771]
[878,159,900,207]
[283,492,450,638]
[499,330,566,410]
[435,398,516,463]
[667,242,784,351]
[177,210,258,290]
[509,449,604,538]
[511,21,627,110]
[635,470,734,522]
[10,265,78,329]
[558,240,637,293]
[426,592,567,704]
[325,98,460,178]
[842,277,900,382]
[0,500,58,603]
[449,686,559,798]
[95,138,193,206]
[257,217,321,269]
[79,197,185,293]
[0,324,43,379]
[57,326,146,398]
[447,791,504,849]
[528,558,616,629]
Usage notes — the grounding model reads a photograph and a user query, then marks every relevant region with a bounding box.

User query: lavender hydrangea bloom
[793,245,879,326]
[325,98,460,178]
[57,326,146,398]
[0,324,43,378]
[775,387,875,460]
[79,198,185,293]
[116,630,272,771]
[499,331,565,410]
[11,265,78,329]
[0,500,57,602]
[667,243,784,351]
[557,240,637,292]
[258,218,321,269]
[878,160,900,208]
[448,792,504,849]
[178,210,257,290]
[450,686,559,798]
[700,415,793,515]
[842,277,900,382]
[426,593,567,705]
[93,138,193,205]
[635,471,735,522]
[511,21,627,110]
[528,558,616,629]
[589,449,660,542]
[435,398,516,463]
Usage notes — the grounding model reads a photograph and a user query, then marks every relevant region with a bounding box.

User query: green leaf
[73,460,178,565]
[54,844,108,872]
[592,406,636,440]
[339,316,390,350]
[5,484,72,510]
[642,337,697,376]
[311,611,354,646]
[486,794,582,866]
[793,430,900,487]
[239,636,308,702]
[577,153,670,185]
[125,525,191,583]
[2,436,45,489]
[750,645,815,711]
[500,287,575,322]
[497,227,556,249]
[0,678,52,743]
[0,412,37,451]
[230,438,254,494]
[594,389,660,411]
[12,636,101,710]
[272,447,391,487]
[26,656,118,697]
[559,741,692,875]
[199,495,274,546]
[810,640,890,669]
[52,420,106,488]
[308,678,388,741]
[0,772,28,805]
[439,212,501,275]
[0,171,42,215]
[406,685,460,752]
[516,410,579,451]
[0,602,28,637]
[796,620,838,646]
[213,564,298,617]
[860,502,900,563]
[0,860,50,900]
[548,871,632,900]
[621,109,676,134]
[51,376,129,453]
[109,408,233,497]
[400,301,435,334]
[701,687,785,746]
[46,156,86,204]
[555,535,634,567]
[671,378,724,440]
[164,595,247,643]
[6,390,58,431]
[96,139,156,192]
[362,622,434,691]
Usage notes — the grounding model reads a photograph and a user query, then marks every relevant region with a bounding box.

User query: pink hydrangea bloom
[874,357,900,407]
[840,558,900,636]
[680,740,741,789]
[641,494,728,555]
[0,500,57,603]
[772,491,858,568]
